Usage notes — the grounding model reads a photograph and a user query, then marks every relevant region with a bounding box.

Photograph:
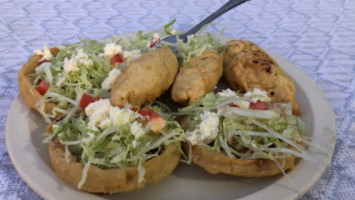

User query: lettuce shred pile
[44,103,184,188]
[177,91,314,168]
[29,21,179,122]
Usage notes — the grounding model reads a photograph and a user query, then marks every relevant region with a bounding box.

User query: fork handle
[182,0,250,38]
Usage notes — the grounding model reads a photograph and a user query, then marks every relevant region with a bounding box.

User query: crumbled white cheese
[152,33,160,40]
[62,48,93,72]
[75,48,93,67]
[217,89,236,98]
[63,57,79,72]
[186,111,219,145]
[244,88,271,102]
[104,43,122,60]
[34,44,53,61]
[85,99,111,129]
[236,100,250,109]
[109,106,136,126]
[130,121,145,139]
[85,99,143,138]
[101,68,121,90]
[122,50,141,61]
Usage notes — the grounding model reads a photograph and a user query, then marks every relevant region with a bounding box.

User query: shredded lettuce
[29,21,180,122]
[173,24,223,66]
[178,91,314,165]
[44,103,185,189]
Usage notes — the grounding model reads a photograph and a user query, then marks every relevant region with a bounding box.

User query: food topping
[148,33,161,48]
[186,111,219,145]
[103,43,123,60]
[63,48,93,72]
[79,93,101,110]
[110,53,124,66]
[244,88,271,103]
[34,44,53,62]
[138,107,166,134]
[37,80,50,95]
[85,99,140,131]
[101,68,122,90]
[122,50,141,63]
[178,88,310,163]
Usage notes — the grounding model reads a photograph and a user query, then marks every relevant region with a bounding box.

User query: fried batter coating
[171,51,223,105]
[110,47,178,108]
[224,40,301,115]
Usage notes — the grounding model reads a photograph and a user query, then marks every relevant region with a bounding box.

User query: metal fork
[161,0,250,44]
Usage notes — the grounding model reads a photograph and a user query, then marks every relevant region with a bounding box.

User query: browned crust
[184,142,303,177]
[49,139,181,194]
[18,47,60,113]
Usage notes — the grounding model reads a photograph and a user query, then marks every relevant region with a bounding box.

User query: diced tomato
[249,100,268,110]
[130,107,138,112]
[37,80,50,95]
[38,60,49,65]
[79,93,101,110]
[138,107,160,121]
[110,53,123,66]
[229,104,239,108]
[149,40,159,48]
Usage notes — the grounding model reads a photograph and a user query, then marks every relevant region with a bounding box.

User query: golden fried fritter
[171,51,223,105]
[110,47,178,108]
[224,40,301,115]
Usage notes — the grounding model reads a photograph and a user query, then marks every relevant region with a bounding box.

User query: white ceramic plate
[6,33,336,200]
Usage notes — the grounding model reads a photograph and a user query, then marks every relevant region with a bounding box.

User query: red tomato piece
[110,53,123,66]
[79,93,101,110]
[130,107,138,112]
[138,107,160,121]
[249,100,268,110]
[38,59,49,65]
[229,104,239,108]
[149,41,159,48]
[37,80,50,95]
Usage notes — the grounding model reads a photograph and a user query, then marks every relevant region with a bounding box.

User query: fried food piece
[18,47,60,113]
[110,47,178,108]
[171,51,223,105]
[49,138,181,194]
[184,143,303,177]
[224,40,301,115]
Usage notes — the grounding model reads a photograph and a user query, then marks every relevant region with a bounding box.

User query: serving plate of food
[6,23,336,200]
